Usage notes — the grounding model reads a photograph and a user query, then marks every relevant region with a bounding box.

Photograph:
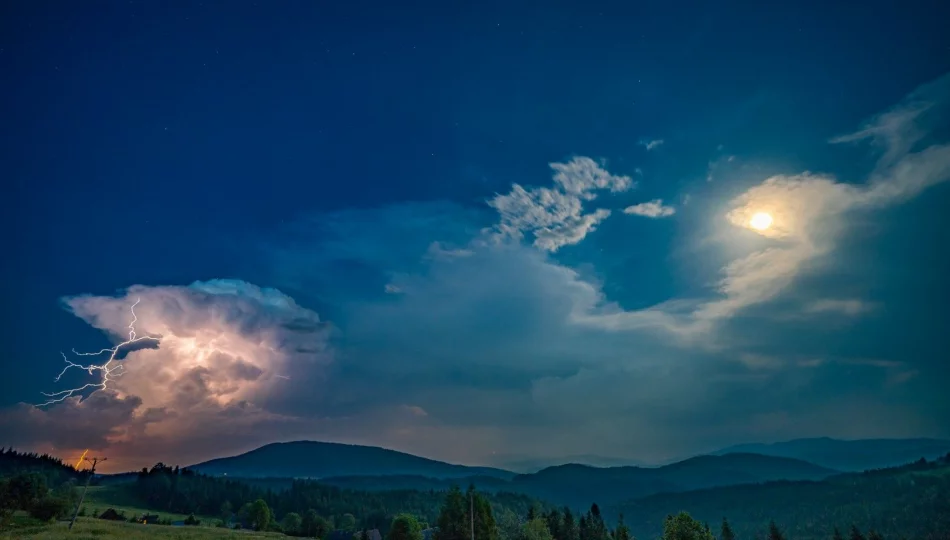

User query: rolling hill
[712,437,950,471]
[319,452,837,507]
[188,440,515,480]
[612,455,950,540]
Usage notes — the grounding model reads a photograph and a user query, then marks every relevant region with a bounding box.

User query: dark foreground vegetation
[4,447,950,539]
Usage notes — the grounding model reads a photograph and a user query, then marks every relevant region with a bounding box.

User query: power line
[68,456,106,531]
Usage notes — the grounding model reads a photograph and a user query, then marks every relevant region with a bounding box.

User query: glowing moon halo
[749,212,773,231]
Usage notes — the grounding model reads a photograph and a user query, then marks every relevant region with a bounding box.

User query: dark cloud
[0,392,142,450]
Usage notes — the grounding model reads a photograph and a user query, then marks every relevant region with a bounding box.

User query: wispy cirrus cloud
[640,138,664,151]
[804,298,875,316]
[624,199,676,218]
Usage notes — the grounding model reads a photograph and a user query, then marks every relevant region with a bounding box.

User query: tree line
[132,462,540,535]
[4,447,949,538]
[614,454,950,539]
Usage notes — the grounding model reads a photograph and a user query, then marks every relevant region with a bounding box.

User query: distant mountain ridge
[495,454,650,473]
[611,454,950,539]
[189,441,515,480]
[712,437,950,471]
[191,438,950,508]
[319,452,837,507]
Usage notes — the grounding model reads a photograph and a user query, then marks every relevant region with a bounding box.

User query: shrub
[28,496,70,522]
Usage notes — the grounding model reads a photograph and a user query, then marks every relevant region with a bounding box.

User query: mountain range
[710,436,950,471]
[611,454,950,539]
[191,440,846,507]
[190,440,515,480]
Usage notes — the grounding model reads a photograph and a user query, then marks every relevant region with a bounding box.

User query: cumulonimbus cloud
[1,279,337,470]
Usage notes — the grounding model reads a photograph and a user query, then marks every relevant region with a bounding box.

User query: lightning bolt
[39,298,159,406]
[74,449,89,469]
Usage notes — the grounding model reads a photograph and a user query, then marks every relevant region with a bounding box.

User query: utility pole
[470,491,475,540]
[68,456,106,531]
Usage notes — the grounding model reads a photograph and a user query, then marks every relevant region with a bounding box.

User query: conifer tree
[613,513,632,540]
[767,520,785,540]
[720,519,735,540]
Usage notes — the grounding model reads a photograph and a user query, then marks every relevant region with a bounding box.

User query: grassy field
[0,517,285,539]
[0,484,255,539]
[81,485,219,524]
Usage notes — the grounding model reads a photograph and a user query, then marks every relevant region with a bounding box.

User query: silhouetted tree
[546,508,562,540]
[720,519,735,540]
[661,512,715,540]
[436,486,469,540]
[282,512,303,536]
[613,513,632,540]
[767,520,785,540]
[497,509,521,540]
[303,509,331,538]
[524,518,555,540]
[389,513,424,540]
[562,507,578,540]
[242,498,271,531]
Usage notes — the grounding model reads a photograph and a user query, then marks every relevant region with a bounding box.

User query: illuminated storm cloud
[6,280,334,467]
[61,279,333,408]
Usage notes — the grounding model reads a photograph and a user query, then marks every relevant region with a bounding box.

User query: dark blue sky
[2,0,949,470]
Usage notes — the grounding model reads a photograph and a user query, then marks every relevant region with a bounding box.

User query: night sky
[2,0,950,473]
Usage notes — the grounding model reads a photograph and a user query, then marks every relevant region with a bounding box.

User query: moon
[749,212,773,231]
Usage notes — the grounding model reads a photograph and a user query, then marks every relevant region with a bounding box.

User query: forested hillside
[133,463,542,533]
[713,437,950,471]
[189,441,514,480]
[614,455,950,539]
[319,452,836,508]
[0,448,85,487]
[5,447,950,539]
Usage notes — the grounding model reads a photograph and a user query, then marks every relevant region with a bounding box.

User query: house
[97,508,124,521]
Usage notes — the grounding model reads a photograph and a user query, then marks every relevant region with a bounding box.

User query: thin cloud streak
[624,199,676,218]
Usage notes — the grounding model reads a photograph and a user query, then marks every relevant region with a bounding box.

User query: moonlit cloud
[697,76,950,323]
[583,74,950,336]
[624,199,676,218]
[488,157,634,251]
[804,299,874,316]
